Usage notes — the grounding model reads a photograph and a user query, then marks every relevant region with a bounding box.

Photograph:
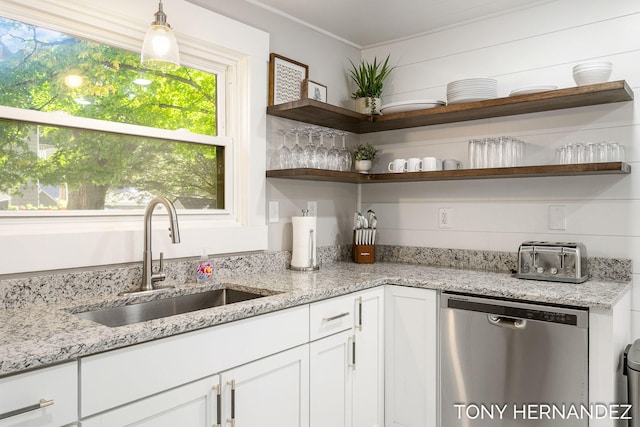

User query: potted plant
[347,55,394,115]
[353,143,380,173]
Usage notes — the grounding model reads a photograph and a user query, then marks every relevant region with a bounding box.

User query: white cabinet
[309,287,384,427]
[352,288,384,427]
[384,286,437,427]
[310,330,353,427]
[80,305,309,417]
[220,345,309,427]
[81,375,219,427]
[0,361,77,427]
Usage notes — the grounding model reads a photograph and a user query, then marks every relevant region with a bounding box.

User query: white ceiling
[245,0,552,47]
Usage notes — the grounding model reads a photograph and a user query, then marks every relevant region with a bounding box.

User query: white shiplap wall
[360,0,640,337]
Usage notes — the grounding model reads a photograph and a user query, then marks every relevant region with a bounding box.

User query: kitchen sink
[75,288,272,327]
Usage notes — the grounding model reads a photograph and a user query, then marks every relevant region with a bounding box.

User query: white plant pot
[355,97,382,115]
[355,159,373,174]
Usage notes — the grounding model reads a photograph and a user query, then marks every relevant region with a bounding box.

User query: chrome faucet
[140,196,181,292]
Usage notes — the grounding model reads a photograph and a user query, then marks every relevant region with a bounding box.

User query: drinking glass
[315,129,328,169]
[326,131,341,170]
[485,137,499,168]
[468,139,481,169]
[290,128,304,168]
[338,131,353,172]
[610,142,625,162]
[498,136,512,167]
[276,129,292,169]
[303,126,318,168]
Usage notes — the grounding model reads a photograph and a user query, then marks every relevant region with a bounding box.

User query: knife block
[353,231,375,264]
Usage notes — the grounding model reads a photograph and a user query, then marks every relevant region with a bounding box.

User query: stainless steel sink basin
[75,288,270,327]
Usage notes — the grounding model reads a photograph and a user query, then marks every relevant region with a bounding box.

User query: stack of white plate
[572,61,612,86]
[447,78,497,104]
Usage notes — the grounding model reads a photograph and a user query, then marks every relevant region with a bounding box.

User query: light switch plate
[268,201,279,223]
[549,205,566,230]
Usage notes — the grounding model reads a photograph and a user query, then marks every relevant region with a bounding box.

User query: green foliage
[353,143,380,161]
[0,17,221,210]
[347,55,394,99]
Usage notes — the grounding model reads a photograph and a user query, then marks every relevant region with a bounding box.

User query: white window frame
[0,0,269,275]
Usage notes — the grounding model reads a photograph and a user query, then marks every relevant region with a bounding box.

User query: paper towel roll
[291,215,317,269]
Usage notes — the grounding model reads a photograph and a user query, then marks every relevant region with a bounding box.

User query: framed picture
[302,79,327,103]
[269,53,309,106]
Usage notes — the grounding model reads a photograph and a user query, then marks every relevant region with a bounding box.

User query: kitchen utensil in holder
[353,230,375,264]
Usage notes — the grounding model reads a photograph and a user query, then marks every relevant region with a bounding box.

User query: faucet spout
[141,196,181,292]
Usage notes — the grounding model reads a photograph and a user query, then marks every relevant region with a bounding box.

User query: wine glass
[290,128,304,168]
[338,131,353,172]
[315,128,328,169]
[277,129,292,169]
[303,126,317,168]
[326,130,341,170]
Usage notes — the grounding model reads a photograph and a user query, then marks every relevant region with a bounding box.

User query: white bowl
[572,61,612,86]
[573,61,612,72]
[573,69,612,86]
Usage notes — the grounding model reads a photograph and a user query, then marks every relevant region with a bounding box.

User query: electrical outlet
[307,200,317,217]
[268,201,279,223]
[438,208,452,229]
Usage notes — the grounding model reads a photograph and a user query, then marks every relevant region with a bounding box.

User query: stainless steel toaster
[515,241,588,283]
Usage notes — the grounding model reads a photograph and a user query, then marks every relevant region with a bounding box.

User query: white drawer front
[309,294,354,341]
[80,305,309,417]
[0,362,77,427]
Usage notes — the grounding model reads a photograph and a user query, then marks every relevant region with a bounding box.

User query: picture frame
[268,53,309,106]
[301,79,327,103]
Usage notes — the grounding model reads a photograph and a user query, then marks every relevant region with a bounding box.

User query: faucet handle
[151,252,167,283]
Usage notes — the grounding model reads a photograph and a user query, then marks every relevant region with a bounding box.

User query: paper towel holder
[290,209,320,272]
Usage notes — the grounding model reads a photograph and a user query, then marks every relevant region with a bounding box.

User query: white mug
[443,159,463,170]
[421,156,441,171]
[388,158,407,173]
[407,157,422,172]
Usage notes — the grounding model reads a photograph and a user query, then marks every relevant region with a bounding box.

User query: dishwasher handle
[488,315,527,329]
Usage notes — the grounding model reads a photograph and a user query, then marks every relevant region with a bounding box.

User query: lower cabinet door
[220,345,309,427]
[385,286,438,427]
[81,375,219,427]
[352,287,385,427]
[309,330,353,427]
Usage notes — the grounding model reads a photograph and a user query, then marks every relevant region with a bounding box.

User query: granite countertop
[0,262,630,376]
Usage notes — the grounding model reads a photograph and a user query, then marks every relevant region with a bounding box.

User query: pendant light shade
[141,0,180,72]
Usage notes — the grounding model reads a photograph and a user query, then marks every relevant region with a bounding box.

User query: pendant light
[141,0,180,72]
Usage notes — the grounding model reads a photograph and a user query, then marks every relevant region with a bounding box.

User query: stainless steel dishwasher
[440,292,589,427]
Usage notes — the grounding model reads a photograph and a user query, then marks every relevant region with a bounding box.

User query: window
[0,0,269,275]
[0,16,225,212]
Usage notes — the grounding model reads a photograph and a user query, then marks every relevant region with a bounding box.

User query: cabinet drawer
[0,362,77,427]
[309,294,355,341]
[80,305,309,417]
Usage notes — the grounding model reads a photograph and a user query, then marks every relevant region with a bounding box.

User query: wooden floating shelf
[266,81,634,134]
[266,162,631,183]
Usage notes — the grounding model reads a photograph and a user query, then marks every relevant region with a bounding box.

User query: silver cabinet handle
[226,380,236,427]
[348,335,356,368]
[356,297,363,331]
[0,399,54,420]
[213,384,221,427]
[322,312,350,322]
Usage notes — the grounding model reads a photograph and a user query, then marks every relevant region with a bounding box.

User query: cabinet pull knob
[226,380,236,427]
[322,312,350,322]
[0,399,54,420]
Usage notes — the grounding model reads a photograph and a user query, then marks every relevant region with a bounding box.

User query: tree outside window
[0,16,223,211]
